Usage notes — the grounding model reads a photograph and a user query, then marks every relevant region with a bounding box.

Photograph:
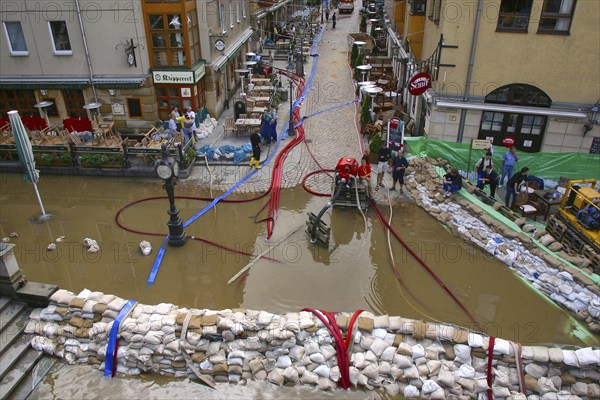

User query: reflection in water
[1,173,598,397]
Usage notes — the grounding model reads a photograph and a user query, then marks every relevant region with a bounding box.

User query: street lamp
[357,81,376,102]
[234,68,249,97]
[154,144,187,247]
[34,101,54,127]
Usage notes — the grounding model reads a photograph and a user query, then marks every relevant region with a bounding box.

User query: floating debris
[139,241,152,256]
[1,237,9,243]
[83,238,100,254]
[56,236,66,243]
[47,243,56,251]
[9,232,19,238]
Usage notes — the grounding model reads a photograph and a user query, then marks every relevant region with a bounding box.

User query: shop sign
[193,63,206,83]
[408,72,431,96]
[181,88,191,98]
[471,139,491,150]
[502,136,516,147]
[152,70,194,84]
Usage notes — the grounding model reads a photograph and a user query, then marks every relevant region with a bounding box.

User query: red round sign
[502,136,516,147]
[408,72,432,96]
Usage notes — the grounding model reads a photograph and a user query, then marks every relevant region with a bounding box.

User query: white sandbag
[282,366,299,383]
[426,359,441,375]
[301,370,319,385]
[31,336,57,354]
[474,376,489,392]
[430,388,445,399]
[304,340,319,356]
[494,338,511,355]
[394,354,413,368]
[318,377,334,391]
[570,382,588,396]
[437,369,455,387]
[403,365,419,379]
[412,344,425,359]
[362,363,379,380]
[309,352,325,364]
[422,380,440,394]
[380,346,396,362]
[276,355,292,368]
[267,368,284,386]
[562,350,579,367]
[574,347,599,365]
[454,344,472,365]
[538,377,558,394]
[457,364,475,379]
[370,337,389,357]
[365,350,378,363]
[349,366,360,387]
[525,363,548,379]
[384,382,401,396]
[313,364,330,378]
[457,377,476,392]
[390,364,402,380]
[404,385,420,398]
[468,332,485,349]
[492,385,511,397]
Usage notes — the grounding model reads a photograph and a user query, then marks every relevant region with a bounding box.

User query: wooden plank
[227,225,304,285]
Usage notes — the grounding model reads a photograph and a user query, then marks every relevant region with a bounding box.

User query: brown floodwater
[0,172,597,398]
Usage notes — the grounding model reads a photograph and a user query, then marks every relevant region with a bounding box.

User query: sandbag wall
[27,289,599,398]
[403,157,600,334]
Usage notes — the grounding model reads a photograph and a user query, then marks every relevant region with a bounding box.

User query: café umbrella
[8,110,47,218]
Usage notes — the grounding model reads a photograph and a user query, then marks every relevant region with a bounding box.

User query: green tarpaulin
[405,137,600,181]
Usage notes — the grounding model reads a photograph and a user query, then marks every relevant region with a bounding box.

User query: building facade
[388,0,599,153]
[0,0,156,129]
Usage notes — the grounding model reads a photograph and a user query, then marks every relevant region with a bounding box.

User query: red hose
[344,310,364,350]
[301,169,335,197]
[486,336,495,400]
[368,198,477,325]
[302,308,350,389]
[115,195,279,262]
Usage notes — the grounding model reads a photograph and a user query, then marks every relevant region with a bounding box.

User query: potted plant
[34,152,72,166]
[350,43,359,67]
[369,132,382,163]
[79,153,124,168]
[360,95,372,127]
[360,15,367,33]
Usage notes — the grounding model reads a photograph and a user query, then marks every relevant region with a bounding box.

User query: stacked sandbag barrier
[27,289,599,398]
[403,157,600,334]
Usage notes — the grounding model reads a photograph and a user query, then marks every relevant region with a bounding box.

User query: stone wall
[27,288,599,398]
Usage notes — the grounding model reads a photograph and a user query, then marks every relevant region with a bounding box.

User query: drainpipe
[75,0,98,102]
[456,0,483,143]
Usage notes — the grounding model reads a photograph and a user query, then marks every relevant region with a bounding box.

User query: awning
[0,76,148,90]
[93,76,148,89]
[211,28,254,71]
[0,78,88,90]
[434,100,588,119]
[255,0,292,19]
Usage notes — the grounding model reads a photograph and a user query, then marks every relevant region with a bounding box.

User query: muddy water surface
[0,173,597,398]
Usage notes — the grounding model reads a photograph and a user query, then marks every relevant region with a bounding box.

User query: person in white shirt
[247,82,255,95]
[185,106,196,122]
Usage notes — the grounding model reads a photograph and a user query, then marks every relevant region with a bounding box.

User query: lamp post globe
[155,144,187,247]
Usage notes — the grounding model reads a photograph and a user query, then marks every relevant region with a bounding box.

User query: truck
[338,0,354,13]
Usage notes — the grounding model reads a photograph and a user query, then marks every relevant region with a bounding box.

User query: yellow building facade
[398,0,599,153]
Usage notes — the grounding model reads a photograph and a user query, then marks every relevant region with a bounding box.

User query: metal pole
[32,183,47,217]
[75,0,98,102]
[289,79,294,136]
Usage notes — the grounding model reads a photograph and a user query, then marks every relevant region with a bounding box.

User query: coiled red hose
[301,169,335,197]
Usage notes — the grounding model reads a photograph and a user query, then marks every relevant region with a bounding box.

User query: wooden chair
[223,117,236,136]
[239,114,247,119]
[516,191,546,221]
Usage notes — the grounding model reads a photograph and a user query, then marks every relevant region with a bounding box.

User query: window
[187,11,201,64]
[538,0,576,34]
[148,13,187,66]
[496,0,532,32]
[411,0,426,15]
[48,21,72,55]
[0,90,37,117]
[242,0,246,18]
[127,98,143,118]
[428,0,442,24]
[236,1,240,23]
[155,85,197,120]
[42,98,59,117]
[229,0,234,28]
[478,84,551,152]
[62,89,86,118]
[3,22,28,56]
[219,3,226,33]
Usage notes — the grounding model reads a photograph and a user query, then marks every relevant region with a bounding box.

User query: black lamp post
[155,144,187,247]
[288,79,295,136]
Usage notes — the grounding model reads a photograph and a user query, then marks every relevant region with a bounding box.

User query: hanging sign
[502,136,516,147]
[408,72,431,96]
